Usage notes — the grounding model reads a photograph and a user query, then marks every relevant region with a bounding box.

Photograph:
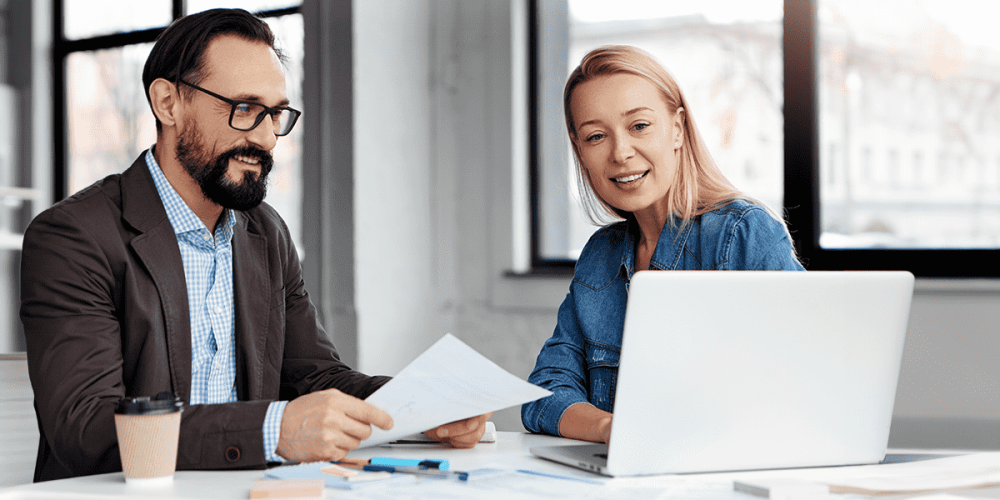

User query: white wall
[354,0,557,431]
[354,0,450,373]
[351,0,1000,443]
[889,285,1000,448]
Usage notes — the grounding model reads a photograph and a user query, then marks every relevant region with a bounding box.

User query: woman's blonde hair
[564,45,781,229]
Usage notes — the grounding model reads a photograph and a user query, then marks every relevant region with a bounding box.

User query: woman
[521,45,804,443]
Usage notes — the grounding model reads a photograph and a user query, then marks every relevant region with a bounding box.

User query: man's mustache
[217,146,274,176]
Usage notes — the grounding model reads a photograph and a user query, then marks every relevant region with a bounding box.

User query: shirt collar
[145,147,236,241]
[620,215,694,274]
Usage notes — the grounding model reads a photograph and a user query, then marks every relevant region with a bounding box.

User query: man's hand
[275,388,393,462]
[422,412,493,449]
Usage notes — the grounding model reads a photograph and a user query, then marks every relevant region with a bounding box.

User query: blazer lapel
[231,212,270,401]
[120,153,193,404]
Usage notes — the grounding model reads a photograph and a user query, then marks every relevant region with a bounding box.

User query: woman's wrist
[558,402,614,443]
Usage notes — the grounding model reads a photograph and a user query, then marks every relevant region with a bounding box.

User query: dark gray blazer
[20,152,388,482]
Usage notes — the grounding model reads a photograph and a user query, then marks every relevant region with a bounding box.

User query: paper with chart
[359,333,551,448]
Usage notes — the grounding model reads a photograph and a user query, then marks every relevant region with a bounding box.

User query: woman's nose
[611,135,635,164]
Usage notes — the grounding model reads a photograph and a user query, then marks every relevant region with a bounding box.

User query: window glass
[187,1,299,14]
[66,44,156,194]
[818,0,1000,248]
[1,84,28,352]
[63,1,172,40]
[537,0,784,260]
[64,14,304,248]
[259,14,304,249]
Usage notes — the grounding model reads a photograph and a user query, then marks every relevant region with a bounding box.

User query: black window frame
[51,0,301,202]
[528,0,1000,278]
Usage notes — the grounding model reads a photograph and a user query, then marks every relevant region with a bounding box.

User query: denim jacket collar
[619,215,696,278]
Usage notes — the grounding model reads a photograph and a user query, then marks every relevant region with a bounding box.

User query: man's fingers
[443,431,481,449]
[277,388,394,462]
[340,396,394,431]
[332,414,378,442]
[429,413,492,446]
[451,417,480,435]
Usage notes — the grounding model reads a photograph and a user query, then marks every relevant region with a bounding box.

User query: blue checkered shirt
[146,150,288,462]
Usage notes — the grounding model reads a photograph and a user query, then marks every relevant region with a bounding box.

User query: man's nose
[246,117,278,151]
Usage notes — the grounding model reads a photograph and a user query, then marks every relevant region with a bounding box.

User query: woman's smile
[612,170,649,184]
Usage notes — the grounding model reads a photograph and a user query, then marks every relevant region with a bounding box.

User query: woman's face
[570,73,683,218]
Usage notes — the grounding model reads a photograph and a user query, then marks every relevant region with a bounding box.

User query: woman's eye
[634,122,649,131]
[586,133,605,142]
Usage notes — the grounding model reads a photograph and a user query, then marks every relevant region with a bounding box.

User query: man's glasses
[179,80,301,137]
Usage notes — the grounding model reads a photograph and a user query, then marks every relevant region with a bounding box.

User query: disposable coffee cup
[114,392,184,486]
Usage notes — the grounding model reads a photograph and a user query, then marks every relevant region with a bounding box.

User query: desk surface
[2,432,997,500]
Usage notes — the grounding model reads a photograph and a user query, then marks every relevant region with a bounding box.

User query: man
[20,8,489,482]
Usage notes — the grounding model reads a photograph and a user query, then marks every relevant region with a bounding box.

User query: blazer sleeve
[263,210,390,401]
[20,205,128,478]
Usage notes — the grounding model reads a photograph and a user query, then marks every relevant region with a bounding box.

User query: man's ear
[148,78,181,128]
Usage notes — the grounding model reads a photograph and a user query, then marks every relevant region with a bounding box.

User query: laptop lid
[602,271,914,476]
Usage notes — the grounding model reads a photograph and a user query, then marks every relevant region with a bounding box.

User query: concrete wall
[352,0,999,445]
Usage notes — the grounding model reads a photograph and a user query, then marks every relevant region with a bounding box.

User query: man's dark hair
[142,8,286,132]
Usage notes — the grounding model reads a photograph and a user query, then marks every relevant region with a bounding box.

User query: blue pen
[369,457,450,471]
[364,464,469,481]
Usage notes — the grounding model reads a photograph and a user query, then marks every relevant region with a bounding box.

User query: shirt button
[215,306,223,314]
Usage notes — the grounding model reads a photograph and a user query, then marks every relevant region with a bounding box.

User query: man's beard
[175,125,274,211]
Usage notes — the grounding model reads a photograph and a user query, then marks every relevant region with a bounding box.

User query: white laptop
[530,271,915,476]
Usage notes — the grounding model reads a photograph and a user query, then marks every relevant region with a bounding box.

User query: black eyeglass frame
[178,79,302,137]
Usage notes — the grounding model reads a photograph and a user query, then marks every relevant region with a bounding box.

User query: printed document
[359,334,551,448]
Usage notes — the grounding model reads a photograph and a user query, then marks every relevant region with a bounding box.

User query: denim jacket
[521,200,804,436]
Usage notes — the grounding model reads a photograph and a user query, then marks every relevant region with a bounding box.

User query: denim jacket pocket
[584,342,620,413]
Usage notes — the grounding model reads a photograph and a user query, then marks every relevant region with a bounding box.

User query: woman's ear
[673,107,685,149]
[148,78,180,128]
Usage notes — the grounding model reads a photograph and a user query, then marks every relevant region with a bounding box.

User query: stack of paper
[817,452,1000,496]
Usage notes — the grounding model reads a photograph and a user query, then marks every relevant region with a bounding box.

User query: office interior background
[1,0,998,487]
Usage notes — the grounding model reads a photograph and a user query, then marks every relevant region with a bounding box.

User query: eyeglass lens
[231,103,298,136]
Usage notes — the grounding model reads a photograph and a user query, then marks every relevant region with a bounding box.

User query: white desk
[1,433,998,499]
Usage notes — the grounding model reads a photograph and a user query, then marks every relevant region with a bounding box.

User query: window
[531,0,1000,277]
[0,1,38,352]
[55,0,304,248]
